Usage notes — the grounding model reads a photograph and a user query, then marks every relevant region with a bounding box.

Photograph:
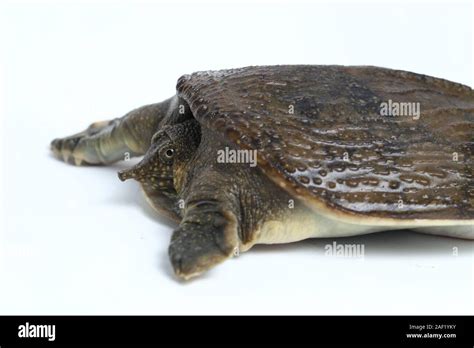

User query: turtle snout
[117,170,131,182]
[117,164,144,182]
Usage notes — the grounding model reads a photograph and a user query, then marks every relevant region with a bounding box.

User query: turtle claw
[50,136,85,166]
[168,211,238,280]
[50,120,116,166]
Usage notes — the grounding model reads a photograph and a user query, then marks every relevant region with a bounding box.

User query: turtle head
[117,119,201,194]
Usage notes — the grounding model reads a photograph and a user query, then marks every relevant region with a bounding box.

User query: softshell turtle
[51,65,474,280]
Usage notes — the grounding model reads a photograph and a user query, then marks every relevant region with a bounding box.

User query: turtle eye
[163,148,175,159]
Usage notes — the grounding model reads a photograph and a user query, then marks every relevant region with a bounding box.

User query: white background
[0,0,472,314]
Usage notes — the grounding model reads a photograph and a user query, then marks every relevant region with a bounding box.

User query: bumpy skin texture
[177,66,474,220]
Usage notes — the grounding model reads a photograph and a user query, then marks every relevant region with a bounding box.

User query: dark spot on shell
[308,161,321,169]
[296,164,307,172]
[332,163,346,172]
[415,177,430,186]
[389,181,400,189]
[346,179,359,188]
[299,176,310,184]
[400,175,414,184]
[284,164,296,174]
[348,164,359,171]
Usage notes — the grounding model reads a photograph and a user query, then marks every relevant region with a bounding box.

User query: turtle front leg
[169,177,241,280]
[50,100,173,165]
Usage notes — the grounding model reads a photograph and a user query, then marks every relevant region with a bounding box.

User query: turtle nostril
[118,169,135,181]
[117,170,128,181]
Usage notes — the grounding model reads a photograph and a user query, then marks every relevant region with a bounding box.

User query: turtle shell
[176,65,474,225]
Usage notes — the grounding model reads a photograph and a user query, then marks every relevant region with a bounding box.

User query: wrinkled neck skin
[169,121,201,196]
